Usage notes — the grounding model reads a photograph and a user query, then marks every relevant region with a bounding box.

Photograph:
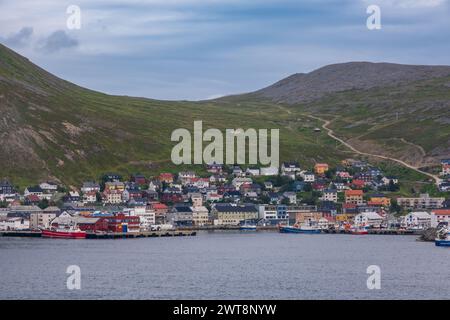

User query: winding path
[307,114,442,185]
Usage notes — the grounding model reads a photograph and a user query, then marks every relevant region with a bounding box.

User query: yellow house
[314,163,329,174]
[370,195,391,207]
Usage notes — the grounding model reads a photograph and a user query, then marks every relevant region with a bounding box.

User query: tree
[38,198,49,210]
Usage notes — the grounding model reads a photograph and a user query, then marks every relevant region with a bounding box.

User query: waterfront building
[191,206,210,226]
[0,217,29,231]
[401,212,431,229]
[354,212,384,228]
[29,212,57,229]
[212,203,258,225]
[168,204,193,227]
[431,209,450,227]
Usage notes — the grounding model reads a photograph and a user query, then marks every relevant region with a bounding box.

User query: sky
[0,0,449,100]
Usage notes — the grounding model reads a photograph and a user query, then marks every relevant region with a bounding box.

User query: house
[314,163,329,175]
[122,188,142,202]
[169,204,193,227]
[25,194,41,205]
[126,205,155,230]
[351,179,366,189]
[402,212,431,229]
[206,163,223,174]
[345,189,364,205]
[264,181,273,190]
[439,182,450,192]
[333,182,347,192]
[103,173,122,182]
[103,190,123,204]
[281,162,301,174]
[81,181,100,193]
[283,192,297,204]
[369,194,391,207]
[0,180,15,195]
[83,191,97,204]
[231,166,244,176]
[293,181,306,192]
[191,206,210,226]
[104,181,125,192]
[29,212,57,229]
[39,182,58,193]
[397,193,445,209]
[312,181,327,192]
[336,170,352,179]
[321,189,338,203]
[0,217,30,231]
[441,160,450,176]
[431,209,450,227]
[232,177,253,190]
[76,217,109,233]
[211,203,258,225]
[131,174,147,185]
[246,167,260,176]
[300,171,315,182]
[381,176,399,186]
[260,167,279,176]
[106,213,140,233]
[150,202,169,224]
[66,191,81,203]
[354,212,384,228]
[190,193,203,207]
[24,186,50,200]
[158,173,174,184]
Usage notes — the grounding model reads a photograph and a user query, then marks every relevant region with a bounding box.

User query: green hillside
[0,44,449,189]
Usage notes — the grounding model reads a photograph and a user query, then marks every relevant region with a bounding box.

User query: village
[0,159,449,237]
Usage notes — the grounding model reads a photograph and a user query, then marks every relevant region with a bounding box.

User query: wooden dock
[0,230,42,237]
[85,230,197,239]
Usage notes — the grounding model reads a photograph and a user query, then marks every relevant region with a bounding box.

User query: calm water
[0,231,449,300]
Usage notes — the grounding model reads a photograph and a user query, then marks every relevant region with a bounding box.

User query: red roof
[345,189,363,196]
[432,209,450,216]
[152,203,168,210]
[26,194,40,202]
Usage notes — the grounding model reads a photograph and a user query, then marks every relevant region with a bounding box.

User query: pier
[0,230,196,239]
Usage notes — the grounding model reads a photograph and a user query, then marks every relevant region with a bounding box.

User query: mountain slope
[1,44,449,188]
[253,62,450,104]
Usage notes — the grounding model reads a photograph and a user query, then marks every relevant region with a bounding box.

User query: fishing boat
[42,226,86,239]
[435,226,450,247]
[351,225,369,235]
[279,220,321,234]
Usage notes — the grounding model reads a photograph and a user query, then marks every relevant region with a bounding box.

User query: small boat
[279,221,321,234]
[351,226,369,235]
[240,225,257,231]
[435,227,450,247]
[42,226,86,239]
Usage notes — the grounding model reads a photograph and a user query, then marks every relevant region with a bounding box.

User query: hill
[1,44,449,188]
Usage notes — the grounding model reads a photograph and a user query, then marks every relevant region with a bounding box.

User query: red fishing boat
[42,226,86,239]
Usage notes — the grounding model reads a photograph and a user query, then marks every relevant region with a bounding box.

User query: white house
[260,167,279,176]
[402,211,431,229]
[283,192,297,204]
[281,162,301,174]
[232,177,253,190]
[354,212,384,228]
[30,212,57,229]
[126,205,155,230]
[246,168,260,176]
[300,171,315,182]
[431,209,450,227]
[321,189,338,202]
[39,182,58,193]
[0,217,30,231]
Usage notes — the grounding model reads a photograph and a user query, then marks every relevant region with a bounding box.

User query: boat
[42,226,86,239]
[435,226,450,247]
[351,226,369,235]
[279,220,321,234]
[240,224,257,231]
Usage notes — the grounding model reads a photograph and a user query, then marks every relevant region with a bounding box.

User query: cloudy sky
[0,0,449,100]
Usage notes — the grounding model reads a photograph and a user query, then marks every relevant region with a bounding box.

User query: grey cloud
[4,27,33,48]
[38,30,78,53]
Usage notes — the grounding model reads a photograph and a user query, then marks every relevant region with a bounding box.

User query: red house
[106,213,140,233]
[77,217,109,233]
